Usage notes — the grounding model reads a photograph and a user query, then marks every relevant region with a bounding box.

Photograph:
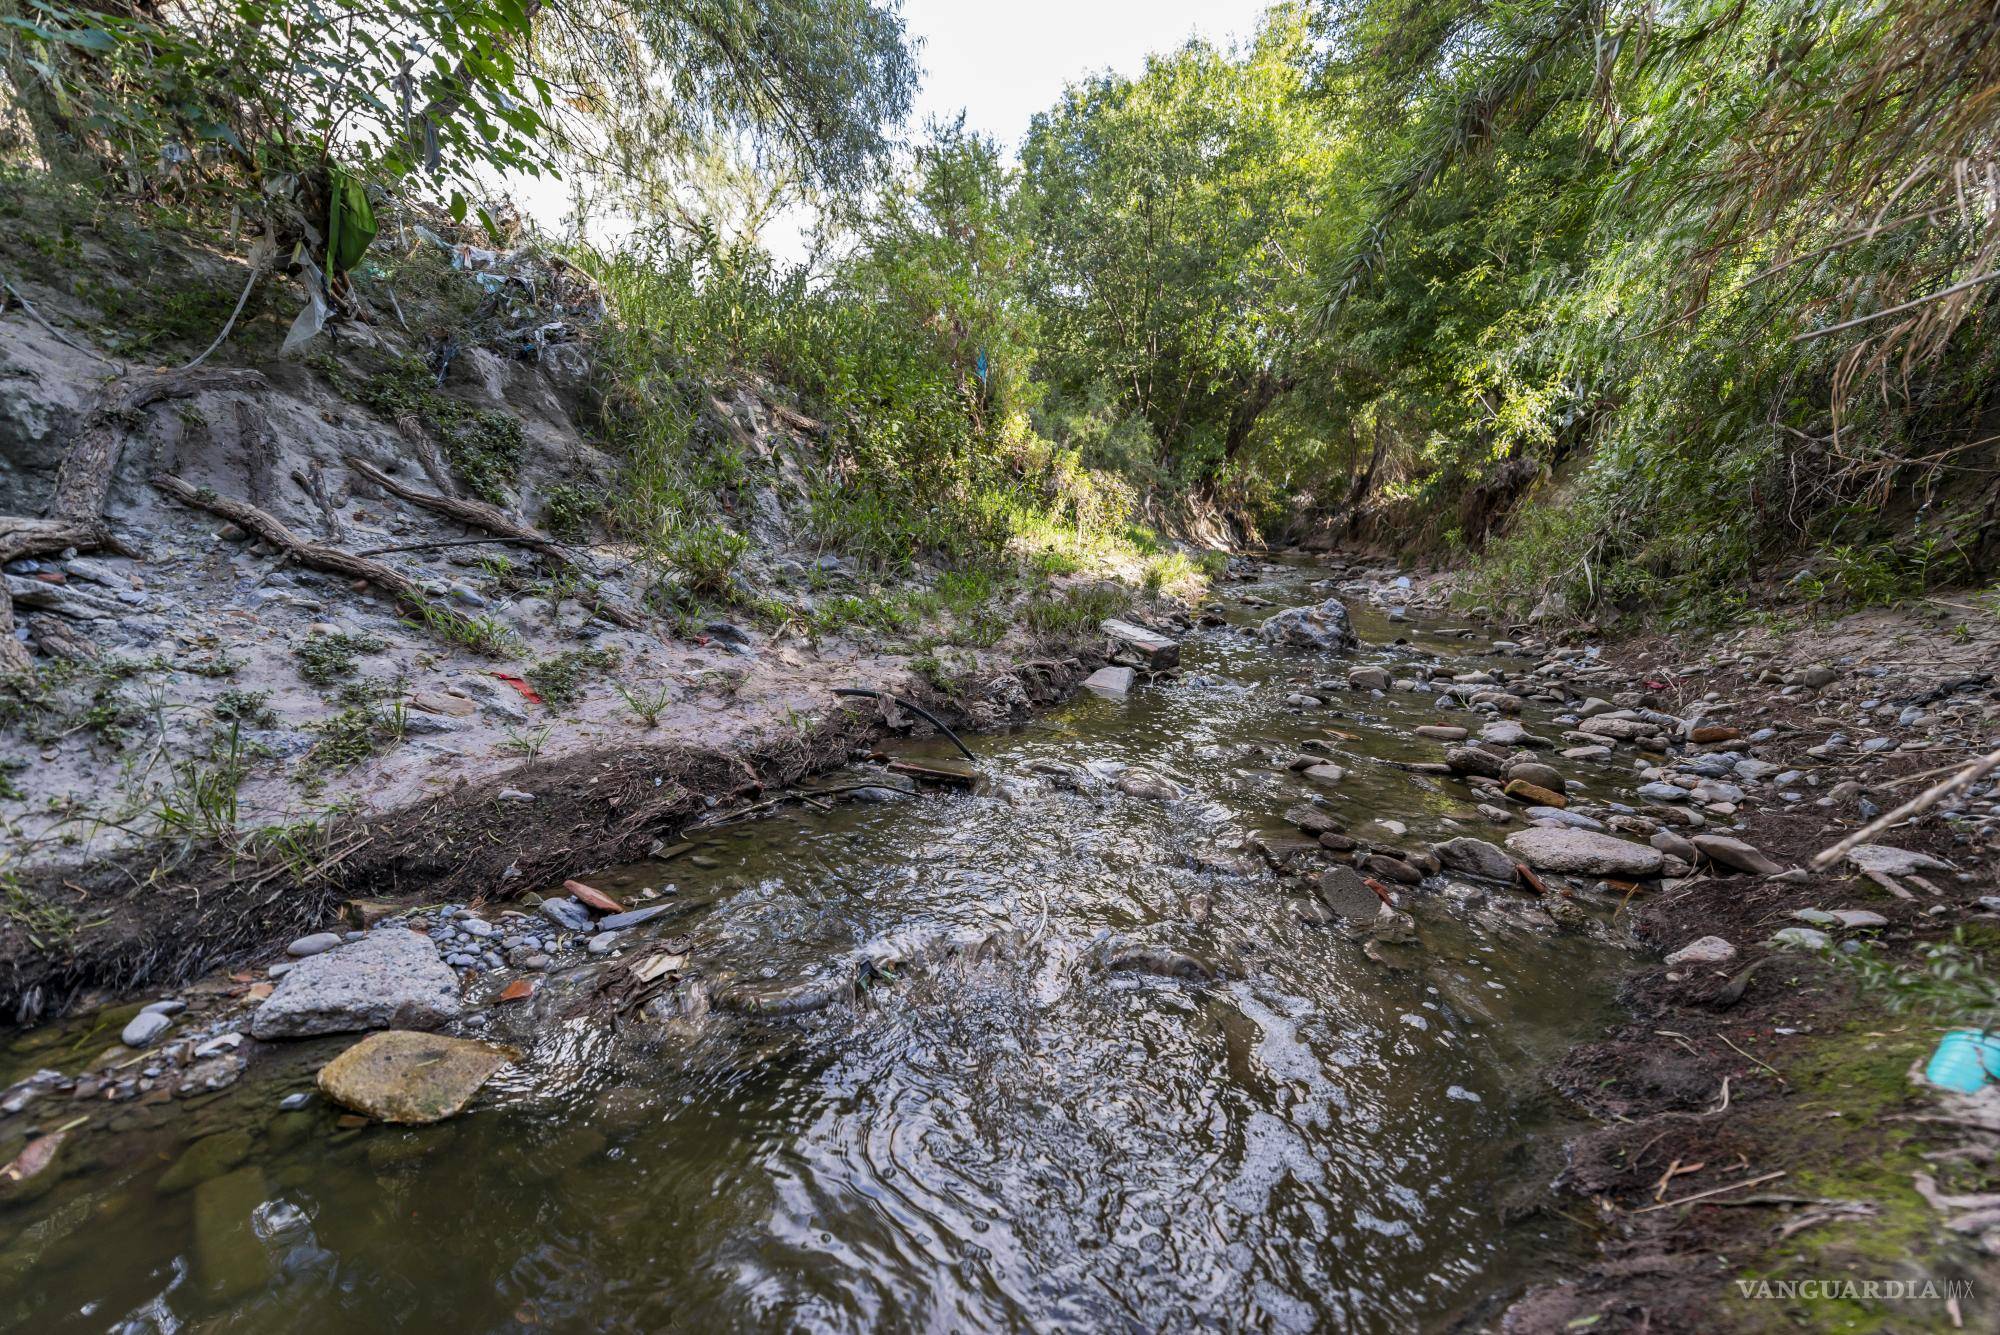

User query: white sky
[513,0,1271,254]
[900,0,1272,154]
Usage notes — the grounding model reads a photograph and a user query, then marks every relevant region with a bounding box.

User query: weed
[526,646,618,709]
[296,631,388,684]
[541,483,602,543]
[337,357,527,505]
[614,681,675,727]
[154,722,248,842]
[306,706,396,771]
[1844,930,2000,1027]
[1022,584,1130,638]
[401,598,519,656]
[211,689,273,725]
[501,723,554,764]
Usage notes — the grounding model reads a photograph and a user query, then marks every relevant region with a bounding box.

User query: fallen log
[0,368,263,672]
[343,456,641,629]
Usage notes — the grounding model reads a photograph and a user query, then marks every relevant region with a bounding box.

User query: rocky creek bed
[2,556,1998,1331]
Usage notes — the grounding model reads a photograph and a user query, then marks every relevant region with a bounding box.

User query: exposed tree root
[344,454,642,628]
[150,473,466,637]
[0,368,264,673]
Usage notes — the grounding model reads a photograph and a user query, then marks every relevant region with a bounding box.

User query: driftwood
[1810,744,2000,871]
[343,455,641,629]
[0,368,263,673]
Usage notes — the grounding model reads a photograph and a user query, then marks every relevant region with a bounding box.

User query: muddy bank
[1488,604,2000,1331]
[1,646,1109,1023]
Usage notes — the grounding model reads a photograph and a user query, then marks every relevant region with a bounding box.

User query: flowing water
[1,561,1636,1332]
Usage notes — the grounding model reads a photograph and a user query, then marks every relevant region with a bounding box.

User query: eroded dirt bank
[1486,603,2000,1331]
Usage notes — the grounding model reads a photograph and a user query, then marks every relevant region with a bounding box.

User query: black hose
[832,687,976,762]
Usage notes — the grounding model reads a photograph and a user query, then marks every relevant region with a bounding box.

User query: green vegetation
[7,0,1992,647]
[525,647,618,710]
[295,632,388,686]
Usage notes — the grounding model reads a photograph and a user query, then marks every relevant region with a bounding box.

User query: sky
[899,0,1272,155]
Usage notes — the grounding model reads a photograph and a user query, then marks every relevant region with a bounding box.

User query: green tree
[1019,5,1342,498]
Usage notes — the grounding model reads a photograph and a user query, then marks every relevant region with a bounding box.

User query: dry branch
[1811,745,2000,870]
[343,455,641,629]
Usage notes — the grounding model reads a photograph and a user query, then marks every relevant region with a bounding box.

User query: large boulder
[316,1030,515,1123]
[1504,827,1666,877]
[1257,598,1358,653]
[251,928,462,1040]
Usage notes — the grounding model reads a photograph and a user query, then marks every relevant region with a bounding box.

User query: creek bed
[0,560,1637,1331]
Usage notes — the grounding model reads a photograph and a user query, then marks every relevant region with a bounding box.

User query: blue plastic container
[1925,1029,2000,1094]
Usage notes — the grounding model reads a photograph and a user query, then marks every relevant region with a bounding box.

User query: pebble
[121,1011,173,1048]
[1769,926,1831,950]
[286,932,345,958]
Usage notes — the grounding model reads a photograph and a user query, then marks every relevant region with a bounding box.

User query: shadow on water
[1,560,1635,1332]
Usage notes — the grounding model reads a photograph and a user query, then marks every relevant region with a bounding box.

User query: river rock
[1348,666,1390,691]
[1845,845,1954,876]
[1284,803,1342,836]
[1503,779,1565,808]
[1116,767,1183,800]
[1506,761,1564,791]
[1770,926,1831,950]
[1082,666,1136,696]
[1690,835,1782,876]
[1105,944,1218,981]
[286,932,344,957]
[1433,837,1516,883]
[1444,747,1506,780]
[598,905,673,931]
[316,1030,516,1123]
[1257,598,1358,653]
[251,929,463,1040]
[1301,763,1345,786]
[1665,936,1738,966]
[1317,867,1382,924]
[1100,618,1179,669]
[1504,827,1665,877]
[539,897,594,932]
[121,1010,172,1048]
[1831,909,1888,928]
[1414,725,1468,741]
[1649,830,1697,861]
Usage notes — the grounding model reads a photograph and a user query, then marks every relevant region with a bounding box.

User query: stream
[1,560,1637,1332]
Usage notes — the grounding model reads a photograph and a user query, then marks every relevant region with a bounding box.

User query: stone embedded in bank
[1099,618,1180,670]
[251,928,463,1040]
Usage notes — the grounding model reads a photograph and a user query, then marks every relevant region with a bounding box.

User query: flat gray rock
[251,929,462,1040]
[1504,827,1665,877]
[1082,666,1136,695]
